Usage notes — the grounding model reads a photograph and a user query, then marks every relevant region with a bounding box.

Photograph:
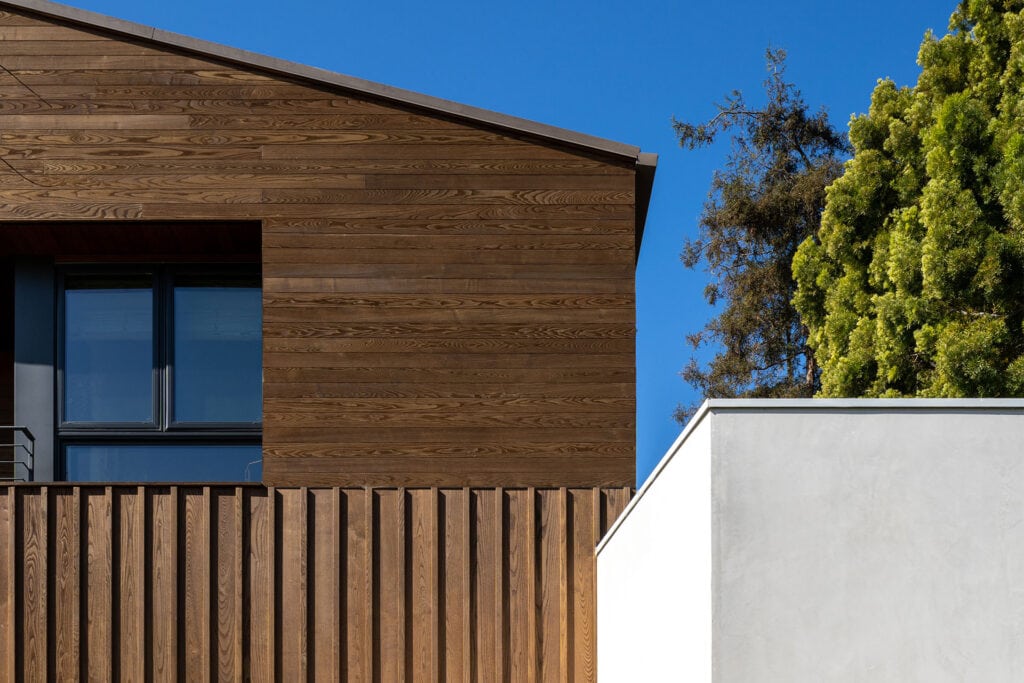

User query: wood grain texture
[0,488,13,683]
[84,488,112,683]
[0,484,631,682]
[0,7,636,487]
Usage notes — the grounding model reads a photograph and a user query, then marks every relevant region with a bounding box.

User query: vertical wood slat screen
[0,484,630,682]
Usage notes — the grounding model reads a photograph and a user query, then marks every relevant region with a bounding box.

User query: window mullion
[158,268,169,432]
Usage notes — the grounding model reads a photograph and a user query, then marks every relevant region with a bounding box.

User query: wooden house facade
[0,0,654,678]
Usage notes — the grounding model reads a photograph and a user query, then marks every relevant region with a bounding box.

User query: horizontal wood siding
[0,8,636,487]
[0,483,630,682]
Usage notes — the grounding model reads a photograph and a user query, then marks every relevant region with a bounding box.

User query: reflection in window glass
[64,280,153,423]
[174,285,262,423]
[65,444,262,482]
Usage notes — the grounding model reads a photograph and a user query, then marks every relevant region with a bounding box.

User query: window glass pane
[64,277,153,423]
[65,444,262,482]
[174,283,261,423]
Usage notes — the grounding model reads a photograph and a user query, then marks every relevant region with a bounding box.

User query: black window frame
[55,263,262,481]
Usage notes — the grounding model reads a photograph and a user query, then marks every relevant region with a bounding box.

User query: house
[0,0,655,679]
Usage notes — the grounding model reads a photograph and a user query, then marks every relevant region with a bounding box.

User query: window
[57,265,262,482]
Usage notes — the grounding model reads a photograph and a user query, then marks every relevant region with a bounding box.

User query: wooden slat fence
[0,484,630,681]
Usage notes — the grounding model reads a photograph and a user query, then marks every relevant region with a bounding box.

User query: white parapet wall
[597,399,1024,682]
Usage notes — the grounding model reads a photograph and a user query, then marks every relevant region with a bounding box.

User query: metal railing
[0,426,34,481]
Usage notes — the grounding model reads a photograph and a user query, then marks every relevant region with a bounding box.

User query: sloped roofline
[0,0,657,244]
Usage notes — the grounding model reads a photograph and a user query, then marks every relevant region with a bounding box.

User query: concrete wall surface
[597,399,1024,682]
[597,414,711,681]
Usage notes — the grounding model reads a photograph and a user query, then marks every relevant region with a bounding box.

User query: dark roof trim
[2,0,647,161]
[634,153,657,260]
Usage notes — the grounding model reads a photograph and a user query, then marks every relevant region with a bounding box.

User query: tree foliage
[674,49,848,422]
[793,0,1024,397]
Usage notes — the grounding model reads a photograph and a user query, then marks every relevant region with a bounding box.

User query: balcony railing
[0,426,34,481]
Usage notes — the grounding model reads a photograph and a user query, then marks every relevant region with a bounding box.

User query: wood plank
[263,244,632,265]
[365,173,633,190]
[572,489,599,682]
[537,489,564,683]
[262,234,631,250]
[263,218,633,236]
[262,143,595,161]
[0,56,258,71]
[265,425,632,445]
[495,489,507,683]
[0,25,124,40]
[558,490,569,683]
[19,489,46,683]
[264,381,635,400]
[188,113,467,129]
[263,322,632,340]
[213,488,241,682]
[263,262,634,280]
[263,442,632,461]
[53,488,80,682]
[309,488,339,682]
[506,489,531,682]
[260,188,631,205]
[0,114,189,129]
[0,41,201,56]
[245,488,272,682]
[264,278,632,294]
[84,488,112,683]
[362,489,374,679]
[264,409,632,430]
[182,488,211,683]
[0,82,421,100]
[0,489,12,683]
[149,487,177,681]
[130,202,630,221]
[263,366,634,385]
[0,201,144,220]
[0,127,517,145]
[263,307,632,326]
[117,487,145,682]
[263,351,632,371]
[0,144,261,160]
[267,488,277,680]
[0,173,367,190]
[233,488,244,682]
[333,489,345,682]
[8,69,279,86]
[265,396,632,414]
[441,488,471,683]
[24,157,627,175]
[375,488,406,681]
[343,488,368,681]
[278,488,308,682]
[263,337,633,355]
[0,188,261,203]
[409,488,437,681]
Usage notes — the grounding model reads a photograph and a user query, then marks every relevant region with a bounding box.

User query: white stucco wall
[596,410,712,682]
[597,399,1024,682]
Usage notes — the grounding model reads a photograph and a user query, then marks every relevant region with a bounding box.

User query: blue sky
[61,0,957,485]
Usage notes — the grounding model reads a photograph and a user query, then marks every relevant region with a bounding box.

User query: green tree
[793,0,1024,397]
[674,49,848,421]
